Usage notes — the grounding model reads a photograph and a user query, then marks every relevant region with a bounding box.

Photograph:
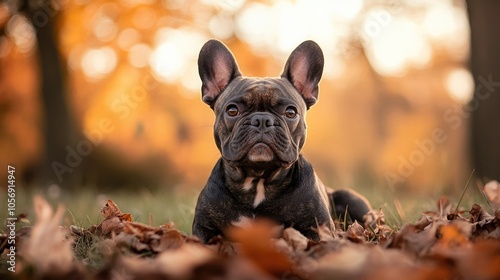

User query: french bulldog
[192,39,372,243]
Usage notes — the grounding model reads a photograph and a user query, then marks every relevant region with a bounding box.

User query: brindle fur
[192,40,371,243]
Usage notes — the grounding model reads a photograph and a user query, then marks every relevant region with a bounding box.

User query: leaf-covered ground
[1,192,500,280]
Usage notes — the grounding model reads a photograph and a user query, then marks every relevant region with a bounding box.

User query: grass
[0,177,491,236]
[0,185,199,235]
[349,178,490,228]
[0,178,491,274]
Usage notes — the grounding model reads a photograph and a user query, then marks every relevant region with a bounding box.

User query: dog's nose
[250,114,275,128]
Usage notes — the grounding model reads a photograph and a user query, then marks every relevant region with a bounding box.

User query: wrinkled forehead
[216,77,306,110]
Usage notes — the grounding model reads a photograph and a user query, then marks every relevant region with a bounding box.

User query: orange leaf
[101,200,122,218]
[437,224,469,248]
[226,219,293,277]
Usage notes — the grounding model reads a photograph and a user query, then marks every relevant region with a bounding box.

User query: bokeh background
[1,0,499,231]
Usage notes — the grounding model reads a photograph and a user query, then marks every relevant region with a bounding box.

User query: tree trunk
[21,1,78,188]
[467,0,500,181]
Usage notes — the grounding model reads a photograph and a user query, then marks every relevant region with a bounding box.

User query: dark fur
[192,39,372,243]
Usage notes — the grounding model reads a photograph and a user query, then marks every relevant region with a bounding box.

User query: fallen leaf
[205,235,237,257]
[314,243,368,280]
[283,227,309,252]
[345,221,365,243]
[101,200,122,218]
[436,223,470,248]
[226,219,293,277]
[150,228,185,252]
[157,243,216,278]
[317,223,336,242]
[455,240,500,280]
[20,196,82,278]
[484,180,500,206]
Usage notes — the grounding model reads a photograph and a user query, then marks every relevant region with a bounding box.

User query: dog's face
[198,40,324,171]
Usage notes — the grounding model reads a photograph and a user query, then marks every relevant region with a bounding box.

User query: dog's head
[198,40,324,171]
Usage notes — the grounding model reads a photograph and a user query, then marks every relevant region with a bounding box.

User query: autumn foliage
[1,196,499,280]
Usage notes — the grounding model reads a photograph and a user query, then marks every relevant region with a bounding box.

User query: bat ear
[198,40,241,108]
[281,40,324,109]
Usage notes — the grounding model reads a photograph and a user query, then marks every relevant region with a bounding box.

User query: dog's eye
[226,105,239,117]
[285,107,297,119]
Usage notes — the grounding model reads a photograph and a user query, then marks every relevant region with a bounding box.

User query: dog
[192,39,372,243]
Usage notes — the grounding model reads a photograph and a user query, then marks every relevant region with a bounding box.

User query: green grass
[0,179,492,273]
[0,185,199,235]
[0,178,491,237]
[350,178,492,228]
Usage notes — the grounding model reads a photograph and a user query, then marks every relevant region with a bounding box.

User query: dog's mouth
[221,117,300,168]
[247,143,275,163]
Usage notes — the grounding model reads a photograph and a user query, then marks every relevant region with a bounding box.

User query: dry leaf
[455,240,500,280]
[150,228,185,252]
[436,223,470,248]
[20,196,81,277]
[363,208,386,227]
[484,180,500,206]
[156,243,215,278]
[282,227,309,252]
[346,221,365,243]
[314,243,368,280]
[13,196,500,280]
[226,219,293,277]
[317,223,336,242]
[101,200,122,218]
[205,235,237,257]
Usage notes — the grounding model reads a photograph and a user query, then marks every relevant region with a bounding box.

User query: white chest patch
[231,215,254,228]
[253,179,266,207]
[243,177,254,191]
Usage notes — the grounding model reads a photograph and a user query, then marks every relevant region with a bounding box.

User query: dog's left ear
[281,41,324,108]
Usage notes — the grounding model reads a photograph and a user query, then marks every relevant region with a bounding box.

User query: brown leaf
[20,196,82,277]
[119,213,133,223]
[150,229,186,252]
[484,180,500,206]
[205,235,237,257]
[386,223,438,256]
[469,204,493,223]
[225,258,277,280]
[114,232,150,253]
[316,244,454,280]
[317,223,336,242]
[226,219,293,277]
[101,200,122,218]
[282,227,309,252]
[436,223,470,248]
[346,221,365,243]
[363,208,386,228]
[455,240,500,280]
[471,206,500,240]
[156,243,216,278]
[127,221,174,233]
[314,243,368,279]
[413,214,432,231]
[99,216,125,237]
[93,200,135,238]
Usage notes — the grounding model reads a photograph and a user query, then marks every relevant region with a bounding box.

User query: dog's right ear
[198,40,241,108]
[281,40,324,109]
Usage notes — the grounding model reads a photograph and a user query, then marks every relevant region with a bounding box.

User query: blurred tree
[20,0,78,188]
[0,0,474,193]
[467,0,500,181]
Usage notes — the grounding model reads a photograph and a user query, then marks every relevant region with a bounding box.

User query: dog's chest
[241,177,267,208]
